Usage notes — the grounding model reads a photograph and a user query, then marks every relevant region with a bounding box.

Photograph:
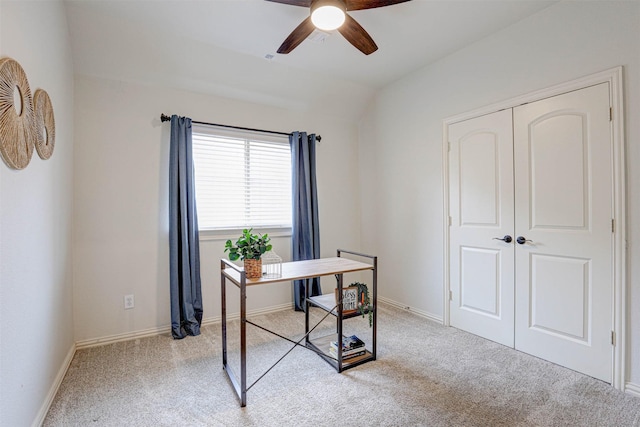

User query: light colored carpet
[44,304,640,426]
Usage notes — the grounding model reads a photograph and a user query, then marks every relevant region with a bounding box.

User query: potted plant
[349,281,373,327]
[224,228,272,279]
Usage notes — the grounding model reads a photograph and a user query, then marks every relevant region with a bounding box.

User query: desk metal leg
[304,279,310,344]
[221,262,248,407]
[221,264,227,367]
[372,256,377,360]
[240,277,247,406]
[336,273,344,372]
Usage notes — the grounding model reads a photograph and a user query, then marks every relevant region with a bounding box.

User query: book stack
[329,334,366,360]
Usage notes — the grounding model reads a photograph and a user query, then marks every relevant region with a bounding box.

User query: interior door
[448,109,515,347]
[513,83,613,382]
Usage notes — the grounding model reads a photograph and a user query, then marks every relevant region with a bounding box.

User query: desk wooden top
[221,257,374,286]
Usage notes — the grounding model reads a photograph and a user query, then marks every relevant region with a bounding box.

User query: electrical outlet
[124,294,134,310]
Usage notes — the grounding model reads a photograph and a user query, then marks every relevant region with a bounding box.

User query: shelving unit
[304,249,377,372]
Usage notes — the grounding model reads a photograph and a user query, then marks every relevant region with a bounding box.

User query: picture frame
[335,286,359,315]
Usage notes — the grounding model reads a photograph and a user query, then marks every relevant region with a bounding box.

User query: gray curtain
[290,131,321,311]
[169,115,203,339]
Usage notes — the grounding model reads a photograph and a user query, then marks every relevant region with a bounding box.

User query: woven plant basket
[244,259,262,279]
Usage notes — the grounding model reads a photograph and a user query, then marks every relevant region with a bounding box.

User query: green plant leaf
[224,229,272,261]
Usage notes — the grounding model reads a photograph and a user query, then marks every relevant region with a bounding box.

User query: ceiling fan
[266,0,411,55]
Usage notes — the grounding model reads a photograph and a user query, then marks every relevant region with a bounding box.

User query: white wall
[73,75,362,343]
[0,1,74,426]
[359,1,640,386]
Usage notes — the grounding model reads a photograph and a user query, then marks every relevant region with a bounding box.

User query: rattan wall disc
[0,58,36,169]
[33,89,55,160]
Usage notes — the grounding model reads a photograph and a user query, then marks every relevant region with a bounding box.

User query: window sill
[199,227,292,242]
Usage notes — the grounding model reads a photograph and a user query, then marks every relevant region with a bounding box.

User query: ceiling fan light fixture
[310,0,346,31]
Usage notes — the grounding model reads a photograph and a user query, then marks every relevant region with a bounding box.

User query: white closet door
[513,83,613,382]
[449,109,515,347]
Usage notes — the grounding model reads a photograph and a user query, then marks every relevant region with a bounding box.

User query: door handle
[516,236,533,245]
[493,235,513,243]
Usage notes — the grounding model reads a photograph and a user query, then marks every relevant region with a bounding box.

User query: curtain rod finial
[160,113,171,122]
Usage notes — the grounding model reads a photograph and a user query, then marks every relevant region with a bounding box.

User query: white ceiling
[64,0,556,120]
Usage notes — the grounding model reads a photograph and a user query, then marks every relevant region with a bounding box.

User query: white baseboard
[378,296,443,324]
[32,343,76,427]
[76,324,172,349]
[626,381,640,398]
[75,302,294,350]
[204,302,293,326]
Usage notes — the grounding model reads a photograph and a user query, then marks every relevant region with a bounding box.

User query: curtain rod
[160,114,321,142]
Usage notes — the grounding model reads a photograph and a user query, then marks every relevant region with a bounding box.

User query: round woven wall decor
[0,57,36,169]
[33,89,55,160]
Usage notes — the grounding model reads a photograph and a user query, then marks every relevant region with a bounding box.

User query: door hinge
[448,216,452,226]
[448,142,452,152]
[449,290,453,301]
[609,107,613,121]
[611,330,616,346]
[612,219,615,233]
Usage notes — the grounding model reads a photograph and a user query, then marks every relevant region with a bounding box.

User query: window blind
[192,127,292,230]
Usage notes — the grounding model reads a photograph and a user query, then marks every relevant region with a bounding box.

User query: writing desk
[220,250,377,406]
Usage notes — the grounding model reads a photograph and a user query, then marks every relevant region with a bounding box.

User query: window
[192,126,292,232]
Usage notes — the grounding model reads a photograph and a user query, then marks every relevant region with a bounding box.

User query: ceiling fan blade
[265,0,312,6]
[277,17,316,54]
[345,0,411,11]
[337,14,378,55]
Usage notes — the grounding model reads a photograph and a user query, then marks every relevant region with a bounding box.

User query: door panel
[460,133,500,226]
[449,109,515,347]
[529,254,589,341]
[514,83,612,382]
[460,247,500,316]
[530,113,588,229]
